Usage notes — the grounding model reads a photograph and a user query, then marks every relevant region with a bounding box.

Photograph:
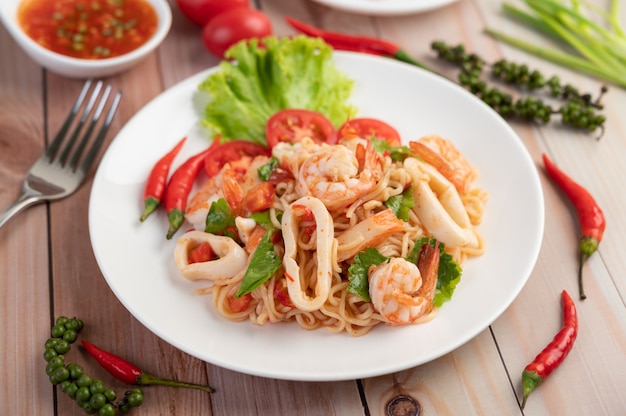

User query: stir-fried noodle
[174,134,488,336]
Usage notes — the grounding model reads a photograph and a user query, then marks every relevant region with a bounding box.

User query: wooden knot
[385,394,420,416]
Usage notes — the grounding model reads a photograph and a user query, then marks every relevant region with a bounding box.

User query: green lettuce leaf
[198,36,356,145]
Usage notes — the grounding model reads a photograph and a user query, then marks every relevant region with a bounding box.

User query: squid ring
[281,196,334,312]
[174,230,248,282]
[404,157,478,248]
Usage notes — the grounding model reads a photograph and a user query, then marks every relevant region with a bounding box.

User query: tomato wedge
[266,109,337,148]
[204,140,271,177]
[188,242,215,264]
[337,118,402,147]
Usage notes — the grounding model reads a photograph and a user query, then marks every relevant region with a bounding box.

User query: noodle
[175,135,488,336]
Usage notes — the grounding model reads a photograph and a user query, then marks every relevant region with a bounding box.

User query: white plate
[89,52,544,381]
[309,0,460,15]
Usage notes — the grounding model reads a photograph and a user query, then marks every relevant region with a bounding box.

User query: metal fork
[0,80,122,230]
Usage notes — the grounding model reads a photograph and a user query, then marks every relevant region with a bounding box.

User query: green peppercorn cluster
[44,316,144,415]
[431,41,607,137]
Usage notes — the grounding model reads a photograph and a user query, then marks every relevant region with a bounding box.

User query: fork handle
[0,190,41,230]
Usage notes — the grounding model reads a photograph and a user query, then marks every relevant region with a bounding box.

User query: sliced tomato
[266,109,337,148]
[228,293,252,312]
[188,242,215,264]
[337,118,402,147]
[204,140,271,177]
[241,182,275,214]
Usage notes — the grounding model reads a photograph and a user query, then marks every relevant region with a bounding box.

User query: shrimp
[409,135,476,193]
[336,209,405,262]
[297,137,384,211]
[272,137,324,176]
[185,155,271,229]
[369,243,439,325]
[281,196,335,312]
[404,157,478,249]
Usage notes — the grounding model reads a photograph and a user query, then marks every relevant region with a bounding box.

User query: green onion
[485,0,626,88]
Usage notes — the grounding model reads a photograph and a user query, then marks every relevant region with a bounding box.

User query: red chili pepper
[140,137,186,222]
[542,153,606,300]
[163,138,221,239]
[81,340,215,392]
[285,17,432,72]
[521,290,577,409]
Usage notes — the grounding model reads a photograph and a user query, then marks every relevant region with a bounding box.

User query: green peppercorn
[76,373,93,388]
[75,386,92,403]
[103,388,117,402]
[430,40,607,136]
[67,363,84,380]
[44,348,58,362]
[54,339,71,355]
[50,366,70,385]
[126,389,144,407]
[99,403,116,416]
[56,316,69,326]
[89,392,107,409]
[63,329,78,343]
[46,356,65,375]
[82,401,97,414]
[45,338,59,350]
[65,382,79,399]
[90,379,105,394]
[51,323,66,338]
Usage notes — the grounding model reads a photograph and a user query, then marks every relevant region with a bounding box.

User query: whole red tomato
[175,0,249,27]
[202,8,272,58]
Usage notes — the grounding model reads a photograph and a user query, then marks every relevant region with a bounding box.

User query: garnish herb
[205,198,236,236]
[347,247,390,302]
[347,238,462,307]
[257,157,279,181]
[542,153,606,300]
[198,35,356,145]
[370,137,412,162]
[407,238,462,307]
[235,228,282,298]
[521,290,578,409]
[385,186,414,222]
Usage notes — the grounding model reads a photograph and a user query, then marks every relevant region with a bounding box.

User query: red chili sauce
[18,0,159,60]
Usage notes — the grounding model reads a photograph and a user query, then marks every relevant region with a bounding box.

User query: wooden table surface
[2,0,626,414]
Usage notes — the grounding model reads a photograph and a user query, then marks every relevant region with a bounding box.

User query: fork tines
[45,80,122,174]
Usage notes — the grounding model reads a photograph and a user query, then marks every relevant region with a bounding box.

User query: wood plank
[0,19,53,416]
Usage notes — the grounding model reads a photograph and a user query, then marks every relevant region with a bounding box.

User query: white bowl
[0,0,172,78]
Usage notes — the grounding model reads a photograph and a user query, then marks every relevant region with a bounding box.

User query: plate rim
[308,0,460,15]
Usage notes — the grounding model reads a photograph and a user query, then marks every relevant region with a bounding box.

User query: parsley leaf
[370,137,412,162]
[408,237,462,307]
[347,247,389,302]
[385,186,414,221]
